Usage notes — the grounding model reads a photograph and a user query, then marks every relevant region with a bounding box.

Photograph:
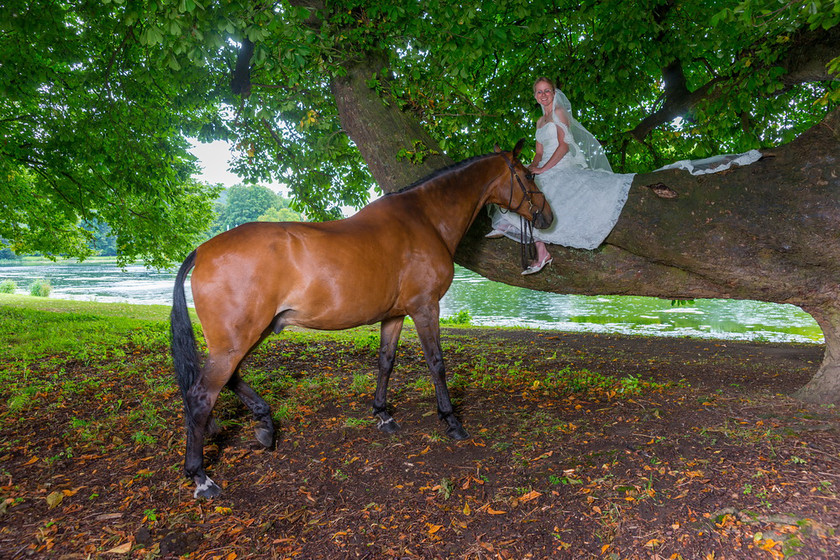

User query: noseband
[498,153,548,269]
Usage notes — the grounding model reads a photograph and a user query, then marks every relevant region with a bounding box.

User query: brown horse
[170,141,553,498]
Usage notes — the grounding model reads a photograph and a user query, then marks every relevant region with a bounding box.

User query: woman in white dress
[488,77,761,275]
[488,77,635,274]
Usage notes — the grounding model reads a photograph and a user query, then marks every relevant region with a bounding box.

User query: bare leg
[529,241,552,267]
[372,316,404,434]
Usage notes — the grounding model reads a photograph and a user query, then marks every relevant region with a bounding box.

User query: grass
[0,293,667,460]
[0,297,161,363]
[0,293,671,409]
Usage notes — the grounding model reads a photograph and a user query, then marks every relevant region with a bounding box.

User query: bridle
[498,152,547,222]
[498,152,548,268]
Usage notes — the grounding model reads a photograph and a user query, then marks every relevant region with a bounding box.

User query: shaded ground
[2,327,840,559]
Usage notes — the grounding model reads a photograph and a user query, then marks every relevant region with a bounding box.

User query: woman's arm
[528,141,545,171]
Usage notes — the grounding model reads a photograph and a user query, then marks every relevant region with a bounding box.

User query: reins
[497,152,545,269]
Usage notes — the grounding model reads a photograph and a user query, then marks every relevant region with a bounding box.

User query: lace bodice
[536,122,587,169]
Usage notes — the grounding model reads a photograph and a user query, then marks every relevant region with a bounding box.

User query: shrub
[440,310,472,325]
[0,279,16,294]
[29,278,52,297]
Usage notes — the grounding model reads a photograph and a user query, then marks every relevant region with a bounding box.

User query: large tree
[2,1,840,398]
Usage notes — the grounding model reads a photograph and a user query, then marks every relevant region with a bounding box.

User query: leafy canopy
[1,0,837,265]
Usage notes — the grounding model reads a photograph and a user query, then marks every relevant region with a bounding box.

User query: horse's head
[490,140,554,230]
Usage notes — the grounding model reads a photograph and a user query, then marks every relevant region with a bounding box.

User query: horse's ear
[493,144,502,153]
[513,138,525,158]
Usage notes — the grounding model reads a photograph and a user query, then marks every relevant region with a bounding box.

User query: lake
[0,260,823,344]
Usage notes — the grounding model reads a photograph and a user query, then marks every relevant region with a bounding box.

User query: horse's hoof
[255,426,275,449]
[376,414,401,435]
[445,424,470,441]
[193,476,221,499]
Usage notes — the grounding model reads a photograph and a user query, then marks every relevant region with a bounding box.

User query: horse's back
[189,220,450,332]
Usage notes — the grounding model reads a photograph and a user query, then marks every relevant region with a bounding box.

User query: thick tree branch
[780,24,840,85]
[230,37,254,97]
[631,25,840,141]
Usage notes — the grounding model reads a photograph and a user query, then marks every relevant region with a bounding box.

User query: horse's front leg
[372,316,404,434]
[412,310,469,441]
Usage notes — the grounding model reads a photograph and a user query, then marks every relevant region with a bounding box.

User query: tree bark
[331,50,453,191]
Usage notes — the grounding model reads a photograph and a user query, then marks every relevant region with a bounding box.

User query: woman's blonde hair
[532,76,556,92]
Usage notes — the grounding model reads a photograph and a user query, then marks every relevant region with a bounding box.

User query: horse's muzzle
[533,210,552,230]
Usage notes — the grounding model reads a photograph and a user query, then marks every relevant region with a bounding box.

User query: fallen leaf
[519,490,542,503]
[408,446,431,459]
[46,491,64,509]
[463,502,471,515]
[105,542,132,554]
[530,451,554,462]
[214,506,232,515]
[426,523,443,535]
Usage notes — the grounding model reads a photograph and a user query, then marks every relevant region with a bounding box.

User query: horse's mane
[386,152,496,196]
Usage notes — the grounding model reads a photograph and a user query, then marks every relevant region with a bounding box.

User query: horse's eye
[525,172,535,181]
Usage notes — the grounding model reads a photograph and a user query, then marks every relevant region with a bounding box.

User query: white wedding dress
[490,90,761,251]
[491,121,635,250]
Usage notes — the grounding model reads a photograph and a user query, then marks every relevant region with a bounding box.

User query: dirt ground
[2,328,840,559]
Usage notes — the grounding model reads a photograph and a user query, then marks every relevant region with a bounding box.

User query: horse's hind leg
[372,316,404,434]
[227,372,275,448]
[184,354,242,499]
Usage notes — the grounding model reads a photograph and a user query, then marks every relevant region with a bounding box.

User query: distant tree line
[208,184,304,237]
[0,183,304,261]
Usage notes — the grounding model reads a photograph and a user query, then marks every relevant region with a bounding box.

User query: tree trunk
[794,305,840,402]
[331,50,453,191]
[332,51,840,402]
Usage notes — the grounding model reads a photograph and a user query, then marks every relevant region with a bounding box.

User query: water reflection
[438,267,822,344]
[0,260,823,344]
[0,261,193,306]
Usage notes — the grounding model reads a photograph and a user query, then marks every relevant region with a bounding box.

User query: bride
[488,77,760,275]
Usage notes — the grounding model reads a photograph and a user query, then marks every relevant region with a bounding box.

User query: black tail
[171,250,199,415]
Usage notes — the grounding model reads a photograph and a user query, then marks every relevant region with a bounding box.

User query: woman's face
[534,81,554,108]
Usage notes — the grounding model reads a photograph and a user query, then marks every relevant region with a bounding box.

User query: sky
[188,139,256,188]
